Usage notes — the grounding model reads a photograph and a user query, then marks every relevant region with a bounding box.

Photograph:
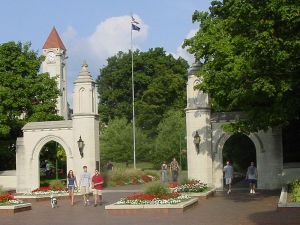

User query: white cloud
[88,15,148,64]
[61,15,148,107]
[171,29,197,65]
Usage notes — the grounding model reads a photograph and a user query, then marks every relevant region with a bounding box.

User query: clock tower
[42,27,68,120]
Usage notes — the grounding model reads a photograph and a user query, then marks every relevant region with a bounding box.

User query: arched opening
[223,133,256,187]
[39,141,67,187]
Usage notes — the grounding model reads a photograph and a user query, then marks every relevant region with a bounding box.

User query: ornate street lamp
[193,131,201,154]
[77,136,84,158]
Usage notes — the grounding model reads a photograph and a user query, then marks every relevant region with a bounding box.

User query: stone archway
[31,135,73,160]
[213,132,263,190]
[30,135,73,190]
[37,136,72,186]
[222,133,256,188]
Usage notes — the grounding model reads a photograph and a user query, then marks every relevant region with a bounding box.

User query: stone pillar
[16,138,31,193]
[255,128,283,189]
[72,62,100,176]
[186,62,213,185]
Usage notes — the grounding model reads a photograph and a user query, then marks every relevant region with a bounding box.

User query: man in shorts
[91,169,104,207]
[223,161,233,194]
[79,166,91,206]
[246,161,258,194]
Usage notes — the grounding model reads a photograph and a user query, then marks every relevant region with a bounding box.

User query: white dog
[50,194,58,208]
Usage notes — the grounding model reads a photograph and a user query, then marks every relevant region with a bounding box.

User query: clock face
[46,52,55,62]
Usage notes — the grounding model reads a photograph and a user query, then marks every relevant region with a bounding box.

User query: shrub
[105,168,159,187]
[144,181,170,195]
[290,179,300,202]
[108,168,130,186]
[49,180,65,190]
[179,177,191,185]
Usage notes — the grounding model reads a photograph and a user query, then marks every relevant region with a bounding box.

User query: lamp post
[77,136,84,158]
[193,131,201,154]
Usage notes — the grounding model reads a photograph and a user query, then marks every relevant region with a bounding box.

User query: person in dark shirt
[106,161,113,171]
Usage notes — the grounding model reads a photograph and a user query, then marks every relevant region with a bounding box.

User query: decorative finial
[81,61,88,71]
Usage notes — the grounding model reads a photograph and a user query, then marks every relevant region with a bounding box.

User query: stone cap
[74,62,94,84]
[188,61,202,76]
[22,120,72,131]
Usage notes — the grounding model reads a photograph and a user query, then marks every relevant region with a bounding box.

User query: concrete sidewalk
[1,187,300,225]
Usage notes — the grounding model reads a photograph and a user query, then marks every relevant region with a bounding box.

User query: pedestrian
[160,161,168,183]
[170,158,180,182]
[79,166,91,206]
[246,161,258,194]
[223,161,233,194]
[106,161,113,171]
[45,160,51,177]
[91,169,104,207]
[67,170,77,205]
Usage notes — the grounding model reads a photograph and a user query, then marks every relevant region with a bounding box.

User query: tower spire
[43,26,66,50]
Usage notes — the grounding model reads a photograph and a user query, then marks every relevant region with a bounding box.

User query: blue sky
[0,0,211,103]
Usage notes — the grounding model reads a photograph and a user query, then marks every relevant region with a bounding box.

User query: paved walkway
[1,186,300,225]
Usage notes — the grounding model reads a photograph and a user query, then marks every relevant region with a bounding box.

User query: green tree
[152,110,186,169]
[184,0,300,133]
[0,41,61,169]
[100,117,152,163]
[0,41,61,137]
[97,48,189,136]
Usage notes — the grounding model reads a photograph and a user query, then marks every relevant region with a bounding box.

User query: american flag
[131,16,140,31]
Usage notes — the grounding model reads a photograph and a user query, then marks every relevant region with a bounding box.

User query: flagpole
[131,15,136,170]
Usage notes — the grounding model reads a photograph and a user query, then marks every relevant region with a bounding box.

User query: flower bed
[23,186,69,196]
[115,192,191,205]
[14,186,83,203]
[105,193,197,214]
[0,193,31,215]
[105,181,198,214]
[169,180,215,199]
[0,193,24,206]
[170,180,208,193]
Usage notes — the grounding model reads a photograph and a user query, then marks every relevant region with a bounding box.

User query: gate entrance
[223,133,256,188]
[39,141,67,186]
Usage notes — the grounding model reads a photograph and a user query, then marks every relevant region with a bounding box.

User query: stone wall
[0,170,16,190]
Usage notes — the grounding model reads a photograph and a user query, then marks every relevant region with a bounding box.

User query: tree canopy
[0,41,62,170]
[96,47,189,136]
[184,0,300,133]
[0,41,61,138]
[152,110,186,169]
[100,117,152,162]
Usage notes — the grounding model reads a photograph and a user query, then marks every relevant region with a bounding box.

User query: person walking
[67,170,77,205]
[91,169,104,207]
[170,158,180,182]
[106,161,113,172]
[223,161,234,194]
[45,160,51,177]
[246,161,258,194]
[79,166,91,206]
[160,161,168,183]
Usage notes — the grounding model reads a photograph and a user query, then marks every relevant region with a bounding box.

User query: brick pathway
[1,187,300,225]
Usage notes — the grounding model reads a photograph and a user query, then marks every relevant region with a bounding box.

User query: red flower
[168,182,179,188]
[126,192,180,201]
[141,175,152,183]
[32,186,51,192]
[0,193,14,203]
[32,186,65,192]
